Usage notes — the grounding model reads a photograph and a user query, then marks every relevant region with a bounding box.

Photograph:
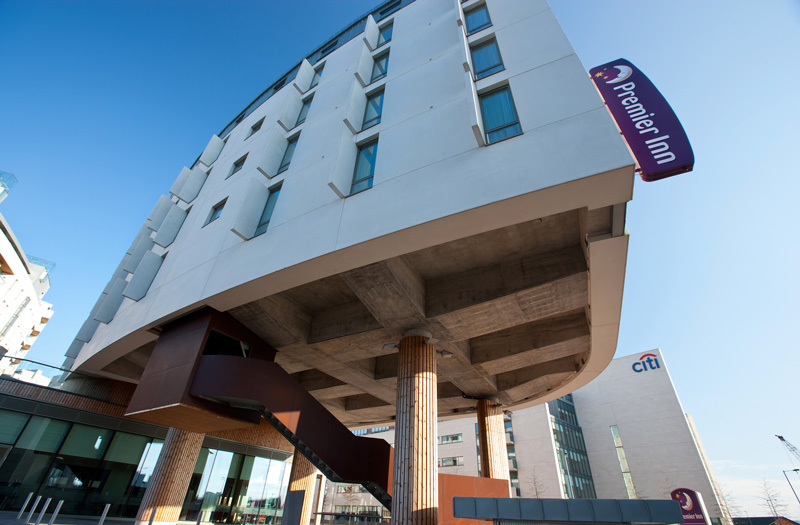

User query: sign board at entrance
[591,59,694,182]
[671,488,711,525]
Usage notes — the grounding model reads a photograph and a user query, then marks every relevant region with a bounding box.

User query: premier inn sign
[591,59,694,182]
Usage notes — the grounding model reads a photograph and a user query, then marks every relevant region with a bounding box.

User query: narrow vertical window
[362,90,384,130]
[465,4,492,35]
[295,96,313,127]
[206,199,226,225]
[309,64,324,89]
[278,136,299,174]
[610,425,637,499]
[228,154,248,178]
[480,86,522,144]
[247,118,264,138]
[377,23,393,47]
[371,52,389,83]
[351,140,378,195]
[471,39,504,80]
[254,185,281,236]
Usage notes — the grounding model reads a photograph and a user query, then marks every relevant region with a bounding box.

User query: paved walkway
[0,510,132,525]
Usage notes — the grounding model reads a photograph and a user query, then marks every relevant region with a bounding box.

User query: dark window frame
[247,118,264,139]
[479,86,522,145]
[465,4,492,35]
[362,90,385,130]
[254,183,282,237]
[471,38,504,80]
[350,139,379,195]
[277,135,299,174]
[371,52,390,83]
[205,198,227,226]
[228,154,248,178]
[377,22,393,47]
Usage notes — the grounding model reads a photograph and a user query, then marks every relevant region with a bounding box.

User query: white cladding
[70,0,634,386]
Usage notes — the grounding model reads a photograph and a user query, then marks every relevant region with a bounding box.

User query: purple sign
[591,59,694,182]
[671,488,711,525]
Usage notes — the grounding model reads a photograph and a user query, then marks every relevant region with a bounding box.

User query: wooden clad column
[288,451,317,525]
[391,331,438,525]
[476,399,510,481]
[136,427,205,525]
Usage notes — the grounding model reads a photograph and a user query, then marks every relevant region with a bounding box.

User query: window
[371,52,389,82]
[309,64,324,89]
[319,40,338,58]
[377,23,393,47]
[295,96,313,127]
[362,90,384,130]
[471,38,504,79]
[277,136,299,174]
[438,456,464,467]
[378,0,401,19]
[273,75,286,90]
[206,199,226,225]
[480,86,522,144]
[439,433,463,444]
[351,140,378,195]
[465,4,492,35]
[247,118,264,138]
[254,185,281,236]
[228,154,248,178]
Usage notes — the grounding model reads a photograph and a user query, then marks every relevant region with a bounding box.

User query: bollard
[97,503,110,525]
[147,506,158,525]
[25,495,42,523]
[16,492,34,520]
[35,498,51,525]
[47,500,64,525]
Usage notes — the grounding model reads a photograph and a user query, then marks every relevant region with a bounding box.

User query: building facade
[0,171,54,377]
[35,0,648,523]
[324,351,732,525]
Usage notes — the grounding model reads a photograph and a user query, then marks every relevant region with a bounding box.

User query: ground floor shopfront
[0,393,294,523]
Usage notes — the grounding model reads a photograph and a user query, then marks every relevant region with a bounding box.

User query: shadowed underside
[106,205,620,428]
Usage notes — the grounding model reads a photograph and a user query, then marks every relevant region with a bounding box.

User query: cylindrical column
[476,399,510,482]
[391,332,438,525]
[288,451,317,525]
[136,427,205,525]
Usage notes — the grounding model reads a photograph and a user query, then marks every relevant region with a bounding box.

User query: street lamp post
[782,469,800,506]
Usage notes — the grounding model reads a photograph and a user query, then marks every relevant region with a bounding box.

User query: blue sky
[2,0,799,517]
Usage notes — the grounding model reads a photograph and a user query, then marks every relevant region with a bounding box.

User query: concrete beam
[470,311,590,376]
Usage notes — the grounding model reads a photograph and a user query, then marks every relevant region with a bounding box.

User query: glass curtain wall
[0,408,292,522]
[181,448,292,524]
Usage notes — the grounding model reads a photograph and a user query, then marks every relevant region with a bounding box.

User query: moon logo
[679,492,694,511]
[606,65,633,84]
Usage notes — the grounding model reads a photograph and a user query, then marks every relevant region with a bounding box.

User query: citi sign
[632,353,661,373]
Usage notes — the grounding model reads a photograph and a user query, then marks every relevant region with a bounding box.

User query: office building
[323,351,732,525]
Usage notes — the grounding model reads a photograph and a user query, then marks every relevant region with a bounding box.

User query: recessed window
[247,118,264,138]
[278,136,299,174]
[273,76,287,91]
[377,23,393,47]
[465,4,492,35]
[319,40,338,59]
[351,139,378,195]
[206,199,227,225]
[309,64,324,89]
[254,184,282,236]
[295,96,313,127]
[228,154,248,178]
[378,0,401,19]
[371,52,389,83]
[362,90,384,130]
[438,456,464,467]
[471,38,504,80]
[480,86,522,144]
